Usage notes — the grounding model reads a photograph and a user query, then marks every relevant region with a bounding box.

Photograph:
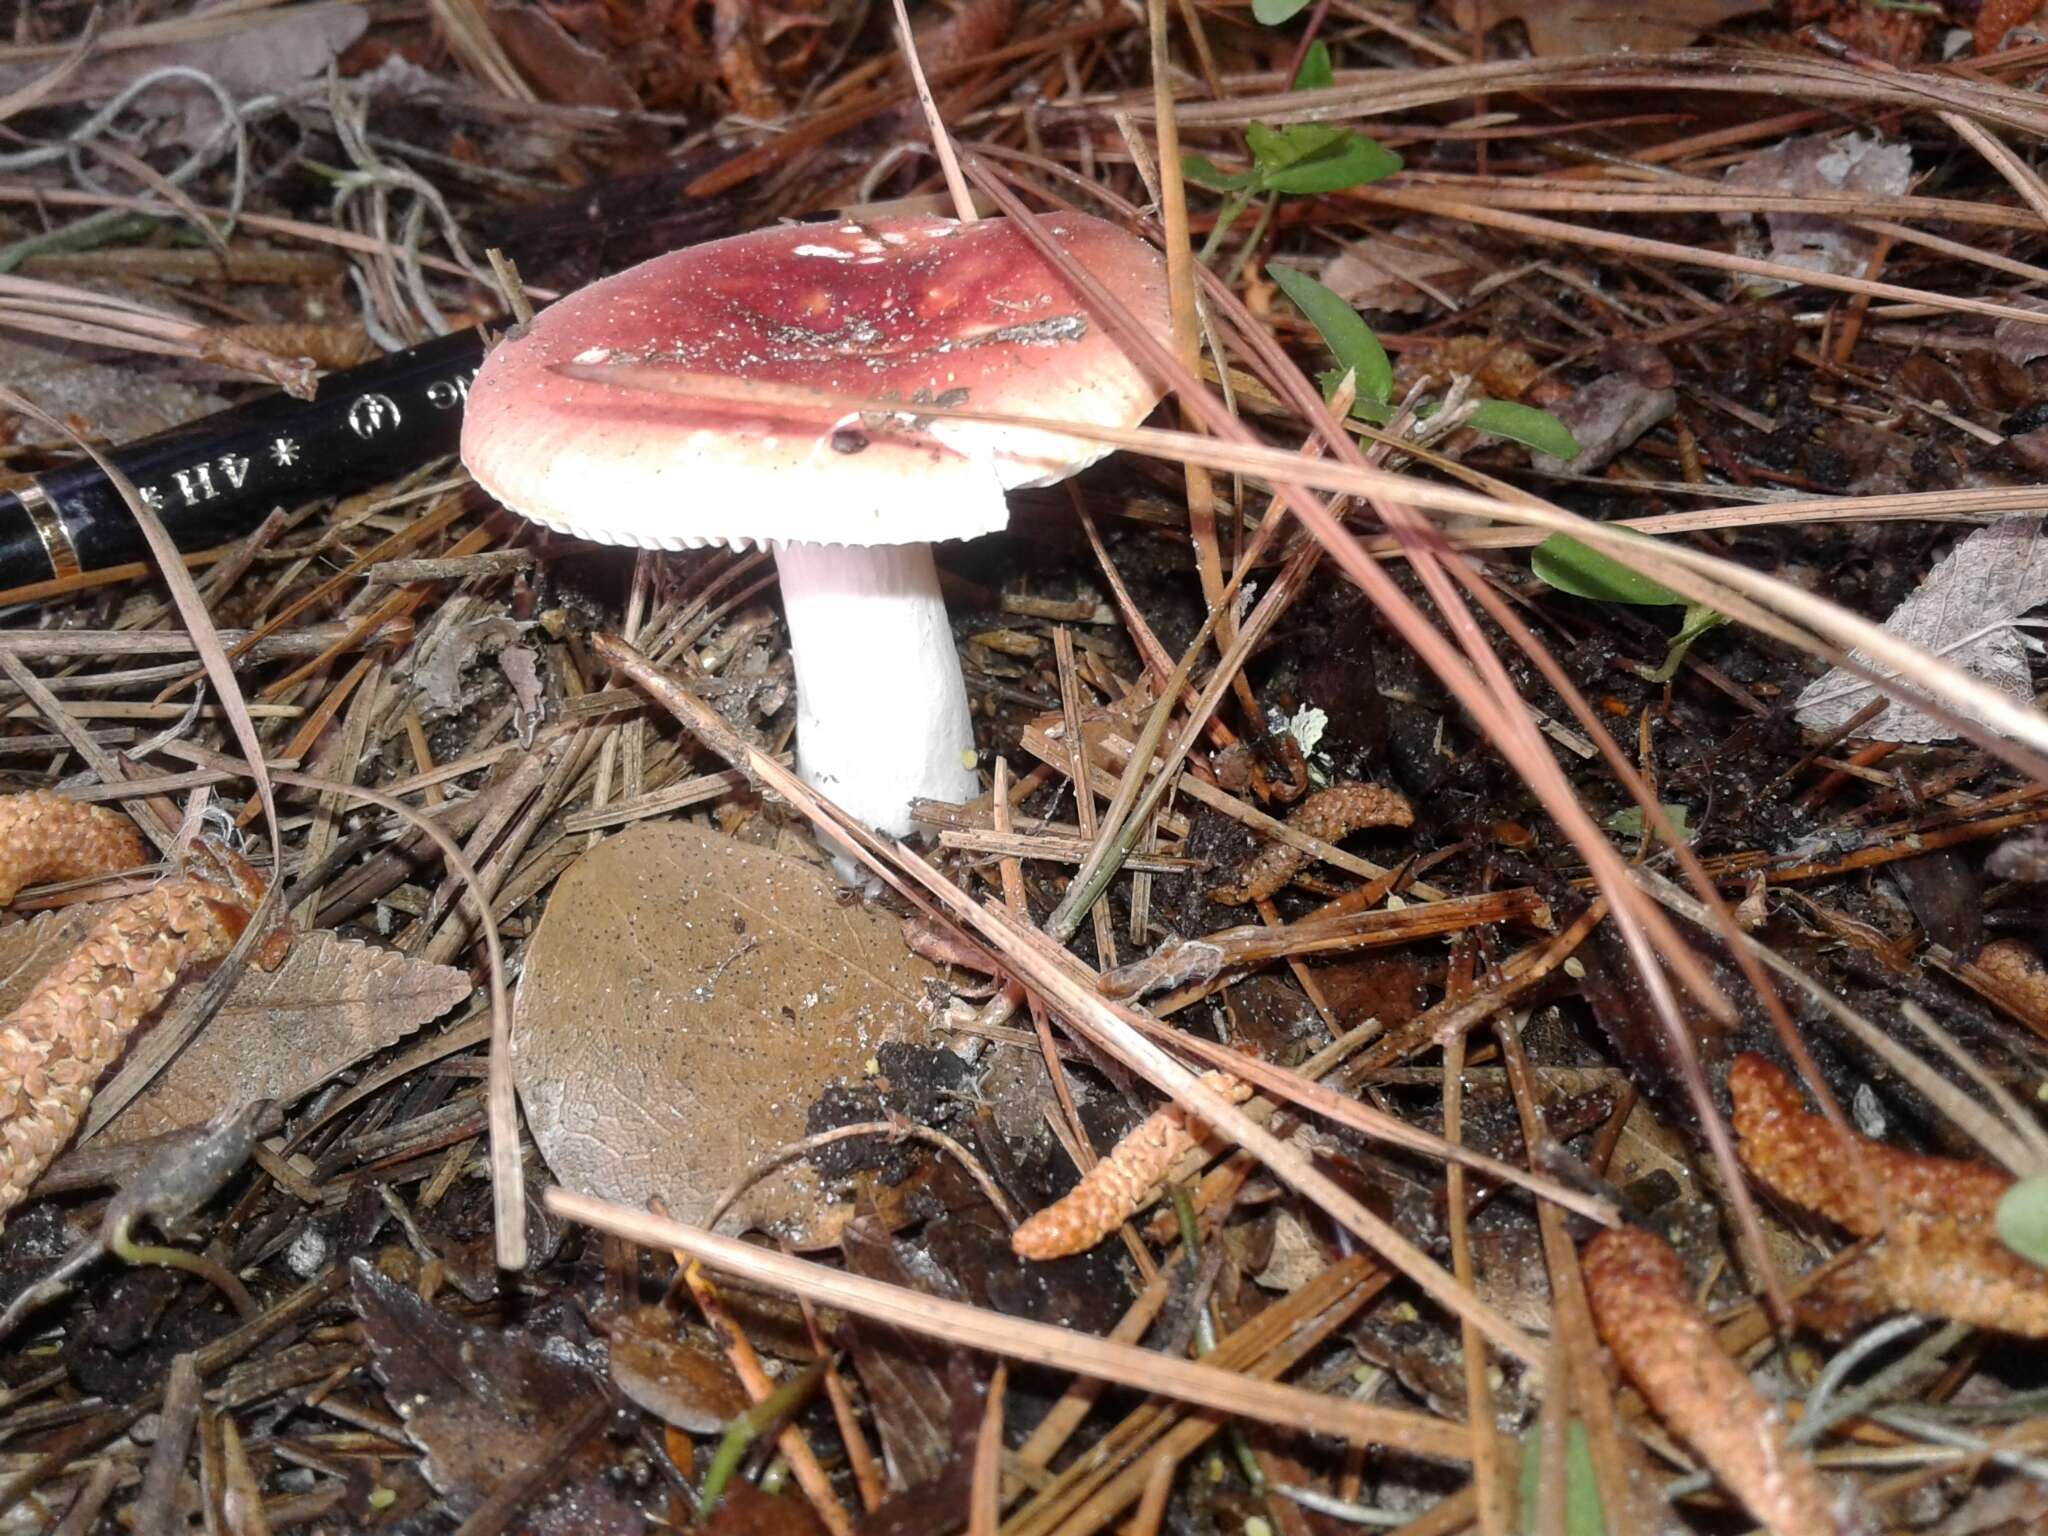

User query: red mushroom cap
[461,212,1169,549]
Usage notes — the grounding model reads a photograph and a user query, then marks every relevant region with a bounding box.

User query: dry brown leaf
[352,1257,641,1534]
[1448,0,1765,57]
[487,2,639,110]
[607,1305,751,1433]
[704,1483,831,1536]
[1531,376,1676,475]
[1721,132,1912,281]
[102,930,471,1143]
[512,820,937,1245]
[1796,517,2048,743]
[840,1217,989,1497]
[1993,298,2048,368]
[1315,227,1475,315]
[0,4,368,139]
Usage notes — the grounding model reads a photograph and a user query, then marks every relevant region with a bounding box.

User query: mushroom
[461,212,1168,868]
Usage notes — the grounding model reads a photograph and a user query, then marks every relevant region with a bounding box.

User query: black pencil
[0,326,490,588]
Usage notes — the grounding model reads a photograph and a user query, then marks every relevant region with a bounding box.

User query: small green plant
[1267,263,1392,406]
[1531,533,1729,683]
[1292,38,1334,90]
[1518,1419,1607,1536]
[1183,125,1400,261]
[697,1356,829,1523]
[1267,266,1582,466]
[1603,802,1692,841]
[1251,0,1314,22]
[1463,399,1581,460]
[1254,267,1709,678]
[1180,32,1399,268]
[1996,1173,2048,1267]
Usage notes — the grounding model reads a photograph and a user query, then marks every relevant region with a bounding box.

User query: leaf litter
[101,929,471,1142]
[512,818,938,1243]
[1797,515,2048,742]
[0,1,2047,1532]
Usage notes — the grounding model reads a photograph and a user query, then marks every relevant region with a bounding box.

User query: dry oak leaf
[512,819,937,1246]
[1795,516,2048,744]
[99,930,471,1144]
[1730,1053,2048,1337]
[1448,0,1767,57]
[1585,1227,1841,1536]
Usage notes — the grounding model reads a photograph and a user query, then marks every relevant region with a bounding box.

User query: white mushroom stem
[772,539,980,867]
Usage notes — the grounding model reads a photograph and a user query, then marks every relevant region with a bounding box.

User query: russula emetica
[460,212,1169,867]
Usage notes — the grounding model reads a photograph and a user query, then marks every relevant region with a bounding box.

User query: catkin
[1584,1227,1840,1536]
[0,791,148,905]
[0,859,264,1221]
[1209,783,1412,905]
[1012,1070,1252,1260]
[1729,1053,2048,1338]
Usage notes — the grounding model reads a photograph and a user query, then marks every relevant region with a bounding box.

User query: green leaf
[1604,803,1691,840]
[1263,135,1402,194]
[1245,124,1401,194]
[1466,400,1579,460]
[1291,40,1333,91]
[1317,369,1394,423]
[1271,266,1392,405]
[1519,1419,1607,1536]
[1642,604,1727,683]
[1531,533,1689,608]
[1181,153,1255,192]
[1245,120,1332,171]
[1252,0,1312,21]
[1535,533,1727,678]
[1997,1175,2048,1267]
